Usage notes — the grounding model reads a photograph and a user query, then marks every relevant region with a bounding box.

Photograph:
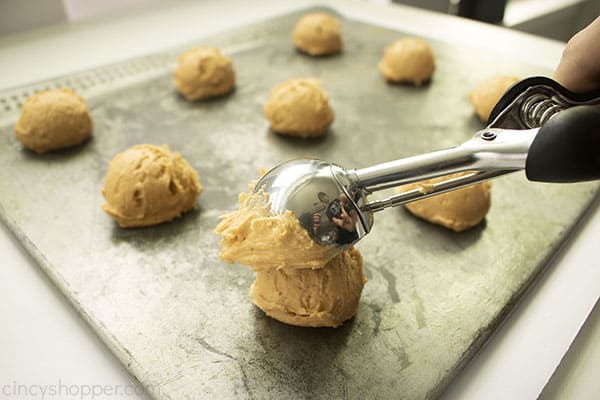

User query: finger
[554,17,600,93]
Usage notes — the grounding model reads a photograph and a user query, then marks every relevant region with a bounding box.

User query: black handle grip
[526,105,600,183]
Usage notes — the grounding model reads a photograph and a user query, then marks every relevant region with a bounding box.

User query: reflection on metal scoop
[253,159,373,247]
[253,77,600,249]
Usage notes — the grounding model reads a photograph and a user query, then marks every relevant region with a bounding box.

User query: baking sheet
[0,7,597,400]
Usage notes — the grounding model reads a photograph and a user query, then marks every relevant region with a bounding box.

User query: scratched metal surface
[0,7,598,400]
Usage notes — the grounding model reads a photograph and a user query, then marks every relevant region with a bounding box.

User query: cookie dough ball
[470,75,519,123]
[263,78,334,138]
[378,37,435,86]
[293,12,342,56]
[174,46,235,101]
[251,247,366,327]
[398,172,491,232]
[215,182,368,328]
[102,144,202,228]
[14,88,92,154]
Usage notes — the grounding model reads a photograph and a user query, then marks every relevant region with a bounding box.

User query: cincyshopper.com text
[1,379,159,399]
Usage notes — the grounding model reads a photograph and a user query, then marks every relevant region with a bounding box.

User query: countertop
[0,1,598,399]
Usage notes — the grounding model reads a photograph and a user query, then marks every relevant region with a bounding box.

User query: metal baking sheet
[0,7,597,400]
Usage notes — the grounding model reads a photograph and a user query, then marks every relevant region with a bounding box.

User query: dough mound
[174,46,235,101]
[399,172,491,232]
[378,37,435,86]
[263,78,334,138]
[215,184,366,327]
[14,88,92,154]
[102,144,202,228]
[293,12,342,56]
[470,75,519,123]
[252,247,366,328]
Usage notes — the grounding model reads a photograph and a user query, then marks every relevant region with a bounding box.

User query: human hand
[554,17,600,93]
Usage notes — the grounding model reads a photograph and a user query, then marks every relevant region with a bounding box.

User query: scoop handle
[526,105,600,183]
[489,76,600,127]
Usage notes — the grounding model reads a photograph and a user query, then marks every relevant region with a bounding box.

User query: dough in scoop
[215,183,366,327]
[215,190,335,271]
[293,12,342,56]
[379,37,435,86]
[470,75,519,123]
[174,46,235,101]
[14,88,93,154]
[263,78,334,138]
[398,172,491,232]
[102,144,202,228]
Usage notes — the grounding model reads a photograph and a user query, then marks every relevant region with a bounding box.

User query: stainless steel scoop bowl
[253,159,373,247]
[253,77,600,250]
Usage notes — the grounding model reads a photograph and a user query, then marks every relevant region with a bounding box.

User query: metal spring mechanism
[519,93,570,128]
